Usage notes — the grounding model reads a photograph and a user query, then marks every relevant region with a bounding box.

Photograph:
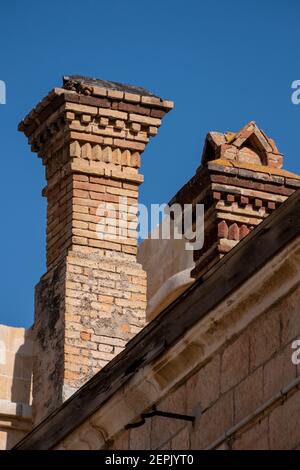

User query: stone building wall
[0,325,33,449]
[122,273,300,450]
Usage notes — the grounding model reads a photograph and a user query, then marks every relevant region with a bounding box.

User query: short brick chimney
[169,121,300,279]
[19,75,173,424]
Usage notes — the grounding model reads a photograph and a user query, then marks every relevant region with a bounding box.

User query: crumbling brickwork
[19,76,173,424]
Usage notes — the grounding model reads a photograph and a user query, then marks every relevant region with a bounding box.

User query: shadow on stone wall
[5,327,33,449]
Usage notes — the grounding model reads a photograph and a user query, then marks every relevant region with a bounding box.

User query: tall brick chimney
[19,76,173,424]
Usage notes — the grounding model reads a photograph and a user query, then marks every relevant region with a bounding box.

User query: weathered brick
[91,335,126,347]
[113,138,145,152]
[118,102,150,115]
[80,331,91,341]
[92,86,107,97]
[98,108,127,120]
[162,99,174,109]
[141,96,163,106]
[150,109,165,118]
[107,89,124,100]
[64,102,98,115]
[124,92,140,103]
[97,344,113,353]
[91,350,115,361]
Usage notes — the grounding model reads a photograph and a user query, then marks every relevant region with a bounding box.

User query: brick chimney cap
[201,121,283,169]
[63,75,159,98]
[18,76,174,137]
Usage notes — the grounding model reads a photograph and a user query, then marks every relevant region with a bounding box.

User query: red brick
[240,196,249,205]
[118,102,150,116]
[73,175,89,182]
[267,201,276,210]
[254,198,263,208]
[150,109,165,118]
[213,191,221,201]
[73,189,89,199]
[228,223,239,241]
[218,221,228,238]
[73,180,105,193]
[240,225,250,239]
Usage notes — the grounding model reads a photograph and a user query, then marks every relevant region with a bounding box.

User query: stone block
[233,418,269,450]
[171,427,190,450]
[263,342,297,401]
[151,385,186,449]
[221,334,249,393]
[190,391,234,449]
[186,355,220,412]
[249,311,280,371]
[234,367,263,422]
[269,389,300,449]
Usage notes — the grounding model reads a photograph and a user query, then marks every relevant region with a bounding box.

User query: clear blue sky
[0,0,299,328]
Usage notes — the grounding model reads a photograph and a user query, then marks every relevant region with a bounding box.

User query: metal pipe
[206,375,300,450]
[125,405,195,430]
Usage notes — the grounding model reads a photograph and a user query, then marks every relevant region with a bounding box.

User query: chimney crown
[201,121,283,169]
[169,121,300,279]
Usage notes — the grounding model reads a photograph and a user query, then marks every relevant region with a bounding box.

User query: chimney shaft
[19,76,173,424]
